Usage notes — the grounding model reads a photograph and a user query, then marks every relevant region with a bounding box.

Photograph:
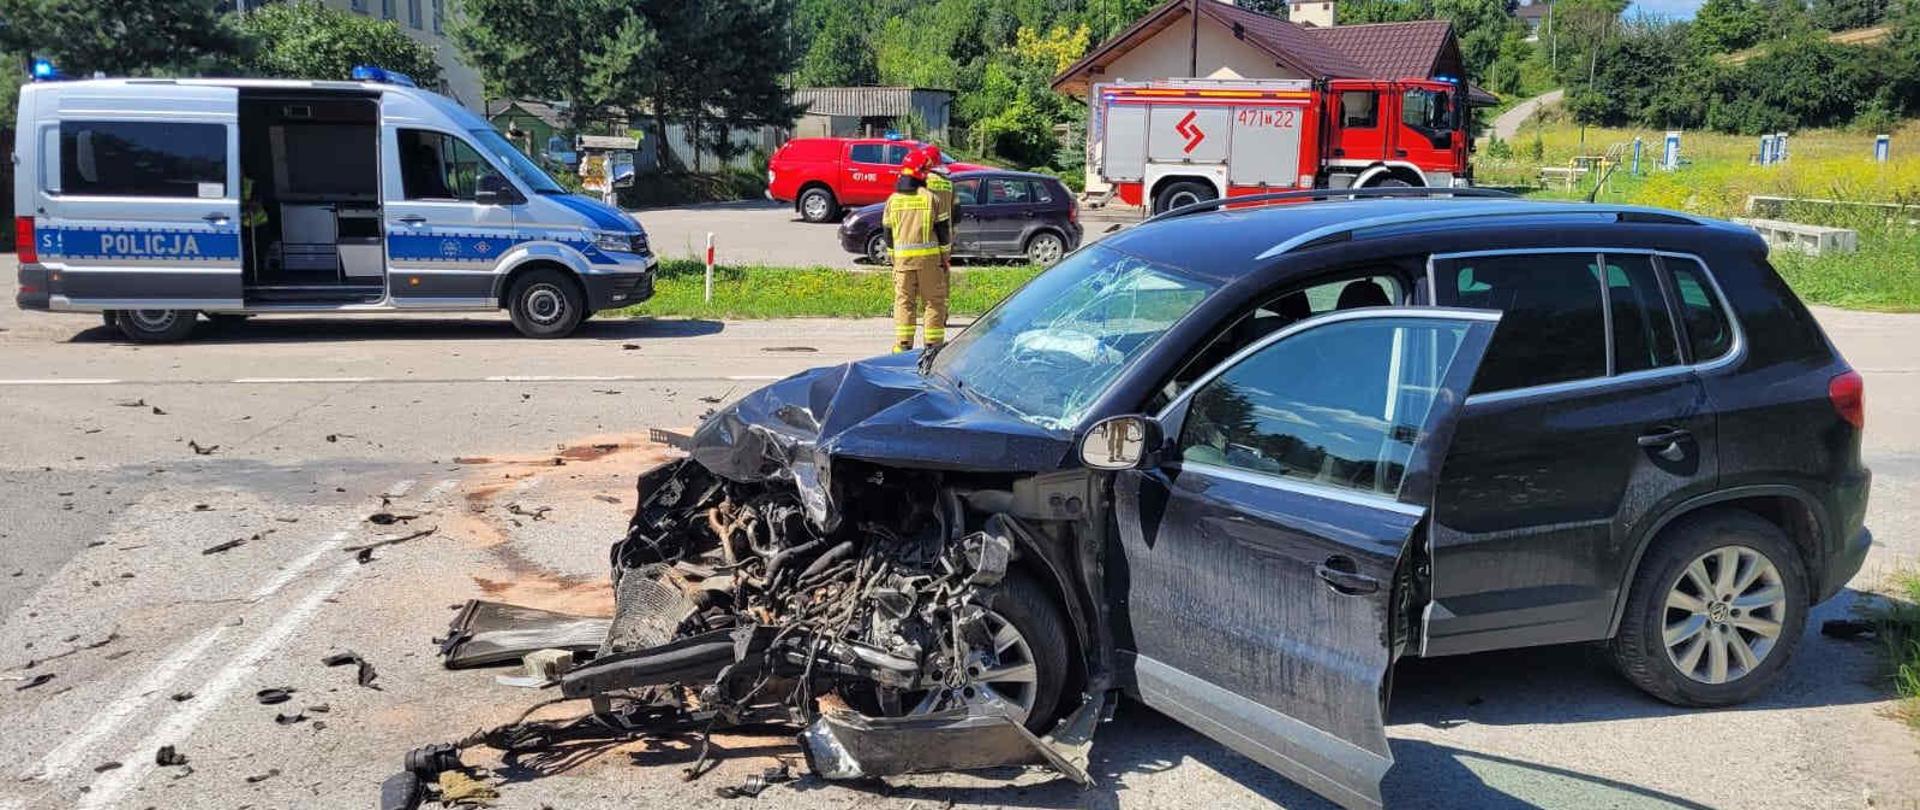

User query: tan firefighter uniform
[925,170,955,261]
[883,184,949,352]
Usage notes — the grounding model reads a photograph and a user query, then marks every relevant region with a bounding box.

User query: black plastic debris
[14,673,55,691]
[323,650,379,687]
[255,687,294,705]
[245,768,281,784]
[274,712,306,725]
[170,691,194,702]
[155,745,189,767]
[187,440,218,455]
[714,764,792,799]
[93,761,121,773]
[356,547,376,564]
[1821,618,1876,640]
[367,512,420,526]
[202,535,253,555]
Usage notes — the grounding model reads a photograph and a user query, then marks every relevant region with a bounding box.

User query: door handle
[397,215,428,226]
[1394,149,1409,157]
[203,213,231,225]
[1638,427,1692,461]
[1316,557,1379,596]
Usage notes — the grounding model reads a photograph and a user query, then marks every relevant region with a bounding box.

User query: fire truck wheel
[1374,178,1413,188]
[1153,181,1216,215]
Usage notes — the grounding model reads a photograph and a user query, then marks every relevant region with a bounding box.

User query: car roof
[951,169,1061,182]
[1098,198,1761,281]
[24,77,488,128]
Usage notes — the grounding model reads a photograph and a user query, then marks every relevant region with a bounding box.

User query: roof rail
[1146,186,1519,223]
[1253,203,1716,260]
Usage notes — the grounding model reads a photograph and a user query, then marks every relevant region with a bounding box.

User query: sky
[1622,0,1704,19]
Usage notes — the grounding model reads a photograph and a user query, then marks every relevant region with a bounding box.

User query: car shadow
[65,315,726,345]
[843,699,1712,809]
[1391,588,1891,729]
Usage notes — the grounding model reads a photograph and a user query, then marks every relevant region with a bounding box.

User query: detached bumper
[15,262,50,311]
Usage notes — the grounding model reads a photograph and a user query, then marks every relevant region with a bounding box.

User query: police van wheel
[101,311,120,330]
[116,309,197,343]
[507,270,586,339]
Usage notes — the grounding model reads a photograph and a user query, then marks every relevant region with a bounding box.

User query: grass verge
[615,259,1041,319]
[1870,570,1920,727]
[1771,230,1920,312]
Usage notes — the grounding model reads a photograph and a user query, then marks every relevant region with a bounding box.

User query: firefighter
[883,150,950,352]
[918,144,956,264]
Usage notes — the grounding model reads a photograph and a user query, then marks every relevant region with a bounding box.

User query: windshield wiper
[917,342,945,374]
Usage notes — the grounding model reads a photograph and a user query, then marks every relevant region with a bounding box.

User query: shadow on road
[65,316,726,345]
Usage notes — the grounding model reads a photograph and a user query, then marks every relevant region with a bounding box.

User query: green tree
[0,0,242,115]
[795,0,876,86]
[233,1,441,86]
[454,0,657,134]
[1693,0,1768,52]
[1809,0,1890,31]
[640,0,802,171]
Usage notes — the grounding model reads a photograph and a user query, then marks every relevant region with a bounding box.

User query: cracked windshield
[930,244,1216,430]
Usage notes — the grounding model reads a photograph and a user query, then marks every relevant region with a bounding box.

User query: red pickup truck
[767,137,988,223]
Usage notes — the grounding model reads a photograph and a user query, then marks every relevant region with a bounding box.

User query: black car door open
[1108,308,1499,810]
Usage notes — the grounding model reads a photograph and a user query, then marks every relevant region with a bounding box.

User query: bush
[1485,136,1513,160]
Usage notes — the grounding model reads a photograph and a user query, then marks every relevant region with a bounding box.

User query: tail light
[1068,202,1078,224]
[14,217,35,264]
[1829,369,1864,429]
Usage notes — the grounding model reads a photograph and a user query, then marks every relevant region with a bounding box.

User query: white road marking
[77,559,363,809]
[483,374,633,382]
[229,376,378,384]
[247,532,346,601]
[422,478,460,503]
[0,378,121,385]
[25,626,229,781]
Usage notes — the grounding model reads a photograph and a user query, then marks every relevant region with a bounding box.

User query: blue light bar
[350,65,417,88]
[30,58,60,81]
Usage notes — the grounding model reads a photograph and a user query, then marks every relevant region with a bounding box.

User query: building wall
[1098,22,1303,86]
[319,0,483,111]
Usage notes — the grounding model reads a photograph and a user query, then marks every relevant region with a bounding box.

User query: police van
[11,67,656,341]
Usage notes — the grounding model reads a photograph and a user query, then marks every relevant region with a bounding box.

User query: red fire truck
[1087,77,1473,214]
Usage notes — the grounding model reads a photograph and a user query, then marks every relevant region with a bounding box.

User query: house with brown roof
[1052,0,1494,192]
[1052,0,1494,101]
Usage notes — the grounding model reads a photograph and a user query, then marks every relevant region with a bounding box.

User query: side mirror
[1080,414,1163,471]
[1431,130,1453,150]
[475,174,520,206]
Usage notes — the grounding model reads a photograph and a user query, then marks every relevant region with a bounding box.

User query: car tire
[1153,181,1216,215]
[799,187,841,223]
[865,231,891,265]
[101,311,120,330]
[116,309,197,343]
[985,570,1072,733]
[1372,177,1414,188]
[1611,509,1807,707]
[1024,231,1066,266]
[506,269,586,339]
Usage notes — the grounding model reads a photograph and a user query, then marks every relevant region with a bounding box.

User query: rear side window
[985,178,1032,204]
[1030,180,1054,204]
[1439,253,1606,393]
[1605,254,1681,374]
[1340,91,1377,128]
[848,143,884,164]
[954,178,980,205]
[1668,259,1734,361]
[59,121,226,198]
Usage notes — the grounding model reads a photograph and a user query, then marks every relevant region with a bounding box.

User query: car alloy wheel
[908,607,1041,724]
[1026,233,1064,265]
[866,232,891,265]
[1662,545,1787,685]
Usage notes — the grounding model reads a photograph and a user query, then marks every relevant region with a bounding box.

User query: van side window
[849,144,884,164]
[1604,253,1681,374]
[953,178,980,205]
[1667,259,1734,362]
[1438,253,1606,393]
[59,121,226,198]
[398,130,496,201]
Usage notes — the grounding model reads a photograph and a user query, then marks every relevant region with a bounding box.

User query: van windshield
[467,128,567,195]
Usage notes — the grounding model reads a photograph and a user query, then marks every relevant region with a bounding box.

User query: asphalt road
[0,253,1916,809]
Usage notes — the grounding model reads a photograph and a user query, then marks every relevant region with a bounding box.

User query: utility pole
[1547,0,1557,71]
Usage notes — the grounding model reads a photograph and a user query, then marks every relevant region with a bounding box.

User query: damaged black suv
[570,192,1871,810]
